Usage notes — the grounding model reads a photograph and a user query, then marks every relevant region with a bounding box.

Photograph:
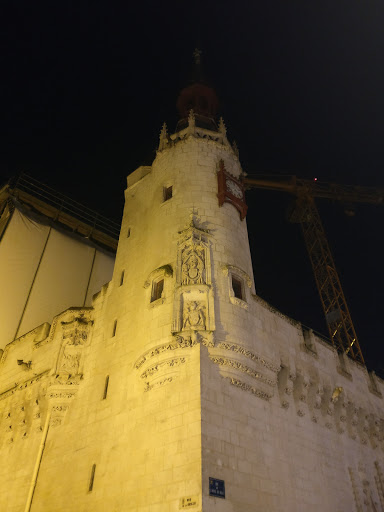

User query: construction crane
[243,175,384,366]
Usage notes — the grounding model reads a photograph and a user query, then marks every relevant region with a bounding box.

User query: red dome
[177,82,219,120]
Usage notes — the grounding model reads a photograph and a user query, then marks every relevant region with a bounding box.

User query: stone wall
[0,119,382,511]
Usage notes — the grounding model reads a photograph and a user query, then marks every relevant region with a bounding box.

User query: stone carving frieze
[140,357,187,380]
[217,342,280,373]
[144,376,175,393]
[176,331,214,348]
[226,377,272,401]
[210,356,276,387]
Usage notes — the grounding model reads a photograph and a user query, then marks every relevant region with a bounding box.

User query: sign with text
[179,496,198,509]
[209,477,225,499]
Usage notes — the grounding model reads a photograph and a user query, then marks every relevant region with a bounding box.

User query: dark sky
[1,1,383,372]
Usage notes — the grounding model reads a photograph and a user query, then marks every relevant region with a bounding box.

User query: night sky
[2,2,383,372]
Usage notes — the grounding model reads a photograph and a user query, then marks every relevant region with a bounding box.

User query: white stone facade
[0,113,383,511]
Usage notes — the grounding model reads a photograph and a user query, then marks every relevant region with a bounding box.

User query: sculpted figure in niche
[182,250,204,285]
[60,351,80,375]
[183,301,206,330]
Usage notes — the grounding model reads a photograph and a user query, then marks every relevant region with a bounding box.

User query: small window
[120,270,125,286]
[232,276,244,300]
[163,186,173,202]
[88,464,96,492]
[112,320,117,337]
[103,375,109,400]
[151,278,164,302]
[127,228,131,238]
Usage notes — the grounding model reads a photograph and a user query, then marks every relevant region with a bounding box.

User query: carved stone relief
[183,301,206,330]
[173,288,215,333]
[55,313,92,382]
[172,215,215,336]
[177,216,211,286]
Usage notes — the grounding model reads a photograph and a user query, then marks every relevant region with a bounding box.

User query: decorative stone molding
[226,377,272,401]
[143,264,173,289]
[133,332,213,371]
[0,370,50,401]
[230,297,248,309]
[47,384,79,427]
[140,357,187,380]
[144,376,175,393]
[209,356,276,387]
[222,265,252,289]
[217,342,280,373]
[176,331,214,348]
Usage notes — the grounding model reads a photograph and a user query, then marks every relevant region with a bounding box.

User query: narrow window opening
[232,276,243,300]
[163,186,173,202]
[120,270,125,286]
[127,227,131,238]
[151,279,164,302]
[112,320,117,337]
[88,464,96,492]
[103,375,110,400]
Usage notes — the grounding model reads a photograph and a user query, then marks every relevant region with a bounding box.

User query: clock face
[226,178,243,199]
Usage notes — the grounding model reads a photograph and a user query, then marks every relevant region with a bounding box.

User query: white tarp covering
[0,208,115,349]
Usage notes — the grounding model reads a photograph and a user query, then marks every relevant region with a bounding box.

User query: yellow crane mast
[244,175,384,366]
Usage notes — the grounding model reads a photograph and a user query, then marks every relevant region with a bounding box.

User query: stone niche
[172,217,215,335]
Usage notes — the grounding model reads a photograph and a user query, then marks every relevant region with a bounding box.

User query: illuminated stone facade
[1,109,384,512]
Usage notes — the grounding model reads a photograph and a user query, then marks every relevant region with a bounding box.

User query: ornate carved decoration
[226,377,272,401]
[172,215,215,334]
[54,313,92,382]
[144,376,174,393]
[210,356,276,387]
[177,215,211,285]
[177,331,214,348]
[61,314,91,346]
[217,342,280,373]
[140,357,187,380]
[183,301,206,330]
[134,332,213,371]
[173,288,215,333]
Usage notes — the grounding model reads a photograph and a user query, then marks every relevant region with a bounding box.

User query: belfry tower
[1,51,383,512]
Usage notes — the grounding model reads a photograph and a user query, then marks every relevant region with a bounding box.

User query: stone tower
[1,54,383,512]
